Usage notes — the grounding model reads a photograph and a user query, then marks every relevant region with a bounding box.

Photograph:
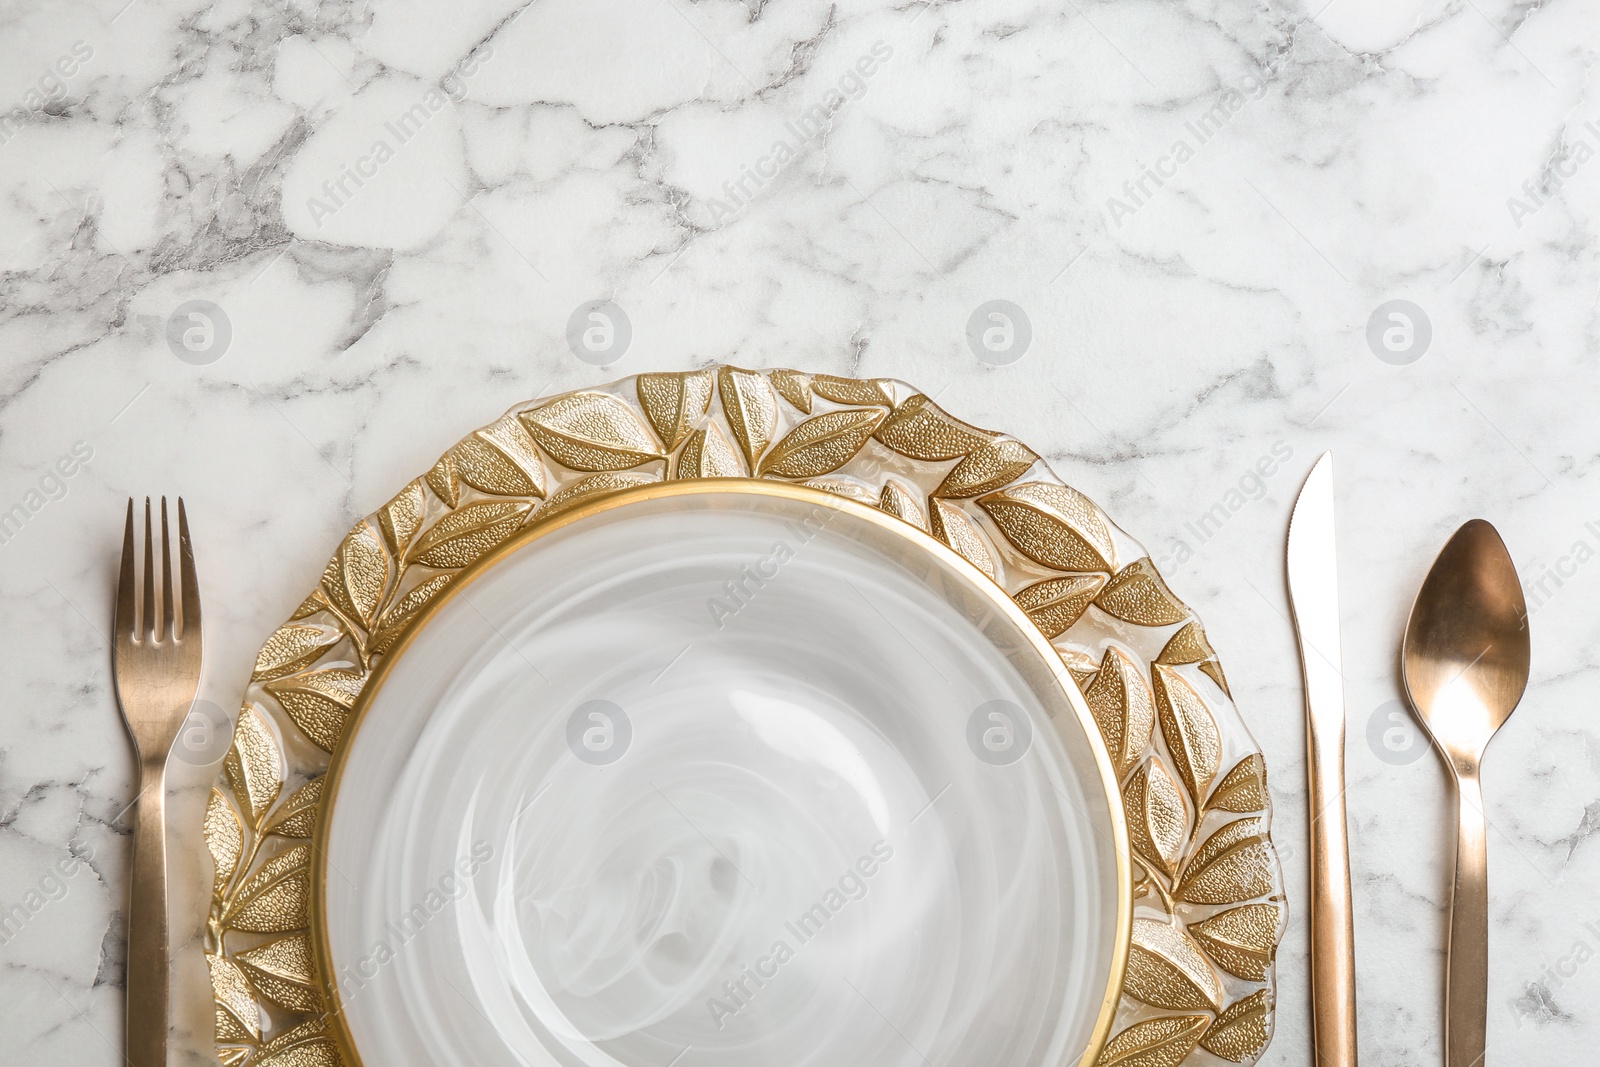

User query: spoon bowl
[1400,518,1530,1067]
[1403,519,1530,774]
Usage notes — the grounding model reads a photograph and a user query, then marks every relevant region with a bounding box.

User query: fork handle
[127,758,169,1067]
[1446,772,1488,1067]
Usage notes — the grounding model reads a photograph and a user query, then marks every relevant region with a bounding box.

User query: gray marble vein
[2,0,1598,1063]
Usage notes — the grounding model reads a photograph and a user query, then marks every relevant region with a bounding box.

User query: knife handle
[1308,724,1358,1066]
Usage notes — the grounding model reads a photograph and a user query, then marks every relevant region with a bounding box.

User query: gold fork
[112,497,203,1067]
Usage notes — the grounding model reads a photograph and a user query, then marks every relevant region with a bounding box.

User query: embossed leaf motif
[265,669,364,753]
[929,499,996,579]
[978,481,1117,573]
[768,368,812,412]
[237,934,322,1012]
[452,413,547,498]
[1176,817,1275,905]
[424,451,460,507]
[637,369,713,450]
[1014,573,1107,639]
[254,1018,341,1067]
[1199,657,1230,696]
[677,424,743,479]
[1200,989,1273,1061]
[874,394,992,460]
[1132,866,1153,900]
[1209,754,1267,815]
[520,391,662,471]
[935,437,1039,498]
[1157,620,1231,697]
[370,574,453,656]
[251,623,341,682]
[1192,902,1282,981]
[207,953,261,1041]
[225,705,283,827]
[379,480,426,557]
[1126,917,1224,1011]
[759,408,886,479]
[225,843,311,934]
[1058,645,1102,690]
[204,788,242,897]
[1126,758,1189,878]
[408,500,532,569]
[1095,558,1189,626]
[877,480,927,532]
[1154,665,1222,805]
[1081,646,1156,776]
[262,777,324,839]
[321,521,387,626]
[811,373,895,407]
[1157,620,1217,667]
[538,471,660,523]
[1096,1015,1210,1067]
[718,366,778,470]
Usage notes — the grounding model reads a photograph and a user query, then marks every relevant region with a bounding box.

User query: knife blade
[1286,451,1359,1067]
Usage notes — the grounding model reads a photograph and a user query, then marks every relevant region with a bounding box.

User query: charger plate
[203,366,1284,1067]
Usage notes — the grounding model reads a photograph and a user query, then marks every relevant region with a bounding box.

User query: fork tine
[177,498,200,638]
[159,497,174,642]
[142,497,156,640]
[116,498,136,639]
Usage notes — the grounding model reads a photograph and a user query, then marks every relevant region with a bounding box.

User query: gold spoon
[1402,519,1530,1067]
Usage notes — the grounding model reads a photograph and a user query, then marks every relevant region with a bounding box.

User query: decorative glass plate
[202,367,1284,1067]
[325,480,1129,1066]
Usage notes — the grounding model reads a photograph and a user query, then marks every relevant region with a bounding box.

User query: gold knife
[1286,452,1359,1066]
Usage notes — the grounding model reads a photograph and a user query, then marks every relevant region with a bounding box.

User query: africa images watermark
[1520,518,1600,616]
[304,45,495,229]
[1105,71,1269,227]
[967,699,1034,765]
[1510,918,1600,1027]
[705,839,895,1030]
[338,840,494,992]
[1505,119,1600,229]
[0,440,95,549]
[1154,441,1294,573]
[706,504,835,629]
[701,40,895,227]
[0,41,95,147]
[566,699,632,766]
[0,844,97,948]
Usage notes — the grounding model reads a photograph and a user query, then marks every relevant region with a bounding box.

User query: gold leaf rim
[1125,918,1224,1012]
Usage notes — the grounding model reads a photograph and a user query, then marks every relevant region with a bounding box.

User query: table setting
[2,1,1598,1066]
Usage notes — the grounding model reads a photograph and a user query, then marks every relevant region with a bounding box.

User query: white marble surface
[1,0,1598,1064]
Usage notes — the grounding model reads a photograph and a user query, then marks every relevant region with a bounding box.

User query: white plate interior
[324,488,1121,1067]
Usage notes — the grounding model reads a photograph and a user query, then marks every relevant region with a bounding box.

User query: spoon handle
[1446,773,1489,1067]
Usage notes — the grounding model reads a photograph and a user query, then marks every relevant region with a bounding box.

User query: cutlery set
[110,443,1530,1066]
[1289,453,1530,1067]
